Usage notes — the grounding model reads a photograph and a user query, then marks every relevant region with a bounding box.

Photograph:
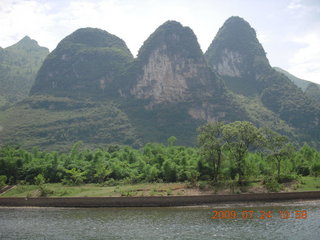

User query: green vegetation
[30,28,133,98]
[137,21,203,63]
[1,182,199,197]
[0,36,48,107]
[1,19,319,154]
[0,95,140,151]
[273,67,315,91]
[297,176,320,191]
[305,83,320,105]
[205,17,320,145]
[0,121,319,197]
[205,16,267,67]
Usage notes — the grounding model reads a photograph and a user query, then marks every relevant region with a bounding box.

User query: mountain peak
[58,28,131,54]
[21,35,32,41]
[130,20,219,105]
[205,16,267,66]
[204,16,270,95]
[30,27,133,97]
[224,16,251,27]
[14,36,41,49]
[137,20,203,62]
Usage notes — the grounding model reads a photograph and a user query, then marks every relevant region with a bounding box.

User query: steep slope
[0,29,140,151]
[30,28,133,98]
[120,21,246,144]
[0,36,49,107]
[130,21,219,104]
[205,16,320,141]
[305,83,320,105]
[273,67,318,91]
[205,16,269,96]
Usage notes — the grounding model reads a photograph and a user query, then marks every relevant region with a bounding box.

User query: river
[0,200,319,239]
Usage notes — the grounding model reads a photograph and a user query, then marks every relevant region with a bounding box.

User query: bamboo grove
[0,121,319,191]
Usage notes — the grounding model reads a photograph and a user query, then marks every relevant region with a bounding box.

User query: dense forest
[1,121,319,194]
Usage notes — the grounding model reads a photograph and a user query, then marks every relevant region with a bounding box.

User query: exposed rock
[131,21,219,107]
[214,49,242,77]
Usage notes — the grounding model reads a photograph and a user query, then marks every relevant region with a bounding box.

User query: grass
[0,182,198,198]
[1,177,319,198]
[295,176,320,192]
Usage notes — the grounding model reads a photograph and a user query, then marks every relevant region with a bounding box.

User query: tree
[63,168,86,185]
[197,122,225,183]
[222,121,262,185]
[167,136,177,147]
[93,165,112,183]
[262,128,290,180]
[0,175,7,188]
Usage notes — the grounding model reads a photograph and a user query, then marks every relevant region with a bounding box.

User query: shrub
[311,163,320,177]
[101,178,117,186]
[278,174,300,183]
[34,174,46,185]
[38,185,53,197]
[198,181,207,190]
[296,165,310,176]
[0,175,7,188]
[263,177,282,192]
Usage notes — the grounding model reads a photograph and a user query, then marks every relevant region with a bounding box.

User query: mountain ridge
[0,18,319,150]
[205,17,320,142]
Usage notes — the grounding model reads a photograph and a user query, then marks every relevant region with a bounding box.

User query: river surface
[0,200,319,239]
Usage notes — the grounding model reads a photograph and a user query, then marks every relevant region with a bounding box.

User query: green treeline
[0,121,319,191]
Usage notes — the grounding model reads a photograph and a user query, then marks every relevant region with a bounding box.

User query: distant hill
[0,29,139,150]
[0,36,49,107]
[305,83,320,105]
[273,67,319,91]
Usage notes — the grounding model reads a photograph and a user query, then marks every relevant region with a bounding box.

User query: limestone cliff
[205,16,320,140]
[121,20,246,145]
[130,21,220,107]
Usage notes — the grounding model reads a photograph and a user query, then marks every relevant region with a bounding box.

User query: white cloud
[0,0,57,49]
[288,32,320,84]
[288,0,303,9]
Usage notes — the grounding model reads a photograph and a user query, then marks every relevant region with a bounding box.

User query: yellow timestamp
[211,210,308,220]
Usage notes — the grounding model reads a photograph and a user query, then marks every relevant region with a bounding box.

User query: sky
[0,0,320,84]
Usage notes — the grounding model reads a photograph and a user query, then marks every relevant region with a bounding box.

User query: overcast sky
[1,0,319,84]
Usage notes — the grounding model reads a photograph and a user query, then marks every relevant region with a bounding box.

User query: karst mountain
[0,17,319,150]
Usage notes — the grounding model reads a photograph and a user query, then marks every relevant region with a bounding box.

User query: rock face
[1,18,319,150]
[205,16,270,94]
[119,21,246,145]
[0,36,49,106]
[130,21,220,106]
[30,28,133,98]
[205,16,320,140]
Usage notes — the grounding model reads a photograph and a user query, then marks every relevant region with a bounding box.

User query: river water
[0,200,319,239]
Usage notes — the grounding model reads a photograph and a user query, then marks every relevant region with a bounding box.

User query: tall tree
[223,121,262,184]
[262,128,290,180]
[198,122,225,183]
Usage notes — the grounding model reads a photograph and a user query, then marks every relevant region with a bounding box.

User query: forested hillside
[0,17,319,150]
[0,36,48,107]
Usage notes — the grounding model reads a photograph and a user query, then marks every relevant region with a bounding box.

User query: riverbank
[3,176,319,198]
[1,191,320,207]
